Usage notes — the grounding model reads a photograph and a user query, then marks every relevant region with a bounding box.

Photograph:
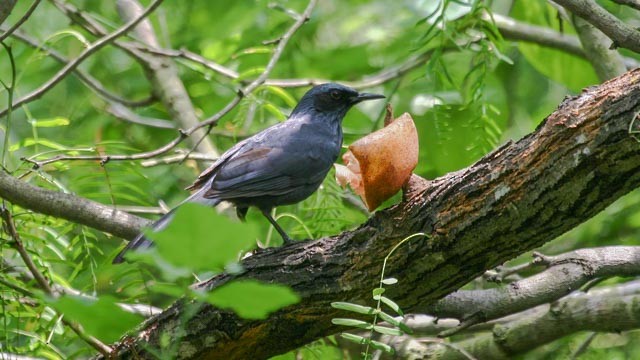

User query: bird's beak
[352,92,386,104]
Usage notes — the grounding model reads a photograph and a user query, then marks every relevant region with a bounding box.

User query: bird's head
[292,83,385,118]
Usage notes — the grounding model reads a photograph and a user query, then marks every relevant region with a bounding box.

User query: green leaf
[369,339,395,354]
[33,117,70,127]
[372,287,385,297]
[47,295,142,343]
[202,279,299,319]
[264,85,297,107]
[262,103,286,121]
[373,325,403,336]
[331,302,377,315]
[331,318,373,329]
[149,203,258,272]
[374,295,403,316]
[9,138,69,152]
[381,278,398,285]
[340,333,369,345]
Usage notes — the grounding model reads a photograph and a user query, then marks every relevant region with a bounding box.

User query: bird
[113,83,385,264]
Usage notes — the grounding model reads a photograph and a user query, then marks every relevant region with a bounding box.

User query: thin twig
[0,0,165,118]
[1,27,155,107]
[106,102,175,129]
[0,206,53,294]
[28,0,318,168]
[570,332,598,359]
[140,151,217,167]
[0,205,112,355]
[0,0,41,43]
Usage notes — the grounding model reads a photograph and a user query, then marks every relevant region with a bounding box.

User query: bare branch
[427,291,640,359]
[552,0,640,53]
[0,170,149,240]
[0,0,165,118]
[116,0,218,158]
[1,27,156,107]
[30,0,318,167]
[421,246,640,336]
[0,0,40,43]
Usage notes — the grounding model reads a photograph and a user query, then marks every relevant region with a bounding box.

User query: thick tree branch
[421,246,640,334]
[96,69,640,359]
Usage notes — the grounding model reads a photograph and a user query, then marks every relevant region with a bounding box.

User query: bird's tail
[112,187,219,264]
[112,209,177,264]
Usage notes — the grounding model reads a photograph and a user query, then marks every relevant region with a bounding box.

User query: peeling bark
[105,69,640,359]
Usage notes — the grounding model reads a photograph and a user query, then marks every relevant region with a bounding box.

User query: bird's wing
[203,144,330,200]
[184,141,247,191]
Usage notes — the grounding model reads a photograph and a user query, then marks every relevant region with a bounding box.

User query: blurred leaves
[511,0,599,91]
[46,295,142,343]
[200,279,300,319]
[147,203,258,272]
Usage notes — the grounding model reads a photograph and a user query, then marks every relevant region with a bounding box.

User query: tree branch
[552,0,640,53]
[97,69,640,359]
[25,0,316,168]
[426,290,640,359]
[491,13,640,69]
[0,0,41,43]
[0,170,149,239]
[1,27,156,107]
[609,0,640,11]
[116,0,218,158]
[0,0,165,118]
[421,246,640,335]
[0,0,17,27]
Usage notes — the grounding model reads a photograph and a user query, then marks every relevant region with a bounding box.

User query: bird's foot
[281,235,295,246]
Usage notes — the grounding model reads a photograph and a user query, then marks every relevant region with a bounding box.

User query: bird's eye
[330,90,341,100]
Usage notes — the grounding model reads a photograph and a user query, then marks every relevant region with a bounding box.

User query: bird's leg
[260,208,294,245]
[236,206,249,222]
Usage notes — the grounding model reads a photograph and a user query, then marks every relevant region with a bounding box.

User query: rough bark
[100,69,640,359]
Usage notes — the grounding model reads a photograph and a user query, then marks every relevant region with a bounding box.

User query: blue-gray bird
[113,83,384,263]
